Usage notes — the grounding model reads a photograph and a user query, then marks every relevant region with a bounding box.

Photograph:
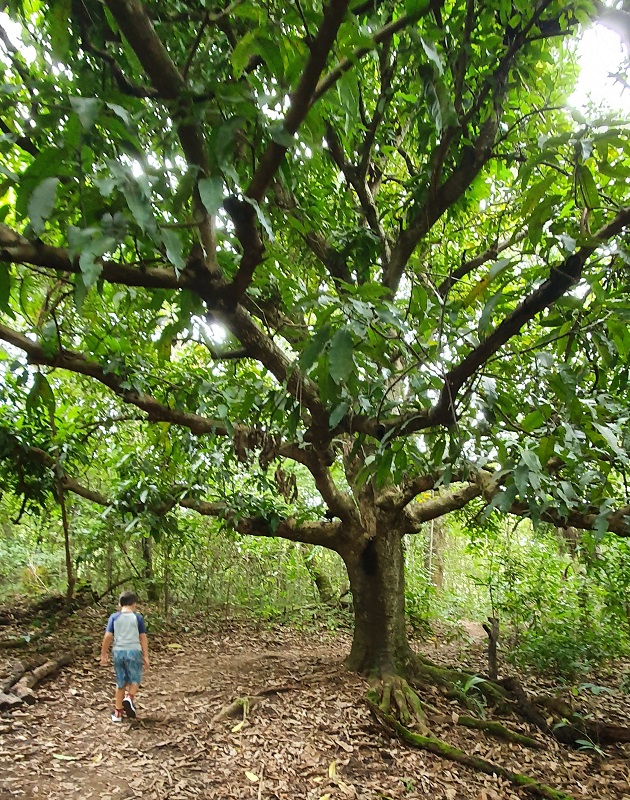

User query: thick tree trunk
[343,524,414,676]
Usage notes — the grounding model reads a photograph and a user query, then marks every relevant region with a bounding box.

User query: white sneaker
[122,695,136,719]
[111,709,124,723]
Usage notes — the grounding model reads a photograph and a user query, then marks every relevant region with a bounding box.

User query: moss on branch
[366,697,576,800]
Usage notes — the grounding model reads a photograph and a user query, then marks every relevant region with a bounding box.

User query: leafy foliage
[0,0,629,673]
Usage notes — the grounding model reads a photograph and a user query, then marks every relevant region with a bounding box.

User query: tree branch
[405,482,482,526]
[222,197,265,301]
[438,230,525,297]
[384,2,561,293]
[385,113,500,291]
[377,473,438,512]
[313,9,433,103]
[206,304,331,452]
[104,0,217,271]
[508,501,630,539]
[0,224,330,446]
[19,444,345,548]
[325,122,391,268]
[246,0,351,203]
[271,182,353,286]
[0,223,189,290]
[428,209,630,426]
[0,118,39,156]
[358,37,395,181]
[0,323,232,437]
[279,443,355,522]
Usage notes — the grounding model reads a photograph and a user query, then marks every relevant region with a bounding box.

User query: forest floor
[0,603,629,800]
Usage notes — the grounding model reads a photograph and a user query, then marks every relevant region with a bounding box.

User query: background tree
[1,0,630,734]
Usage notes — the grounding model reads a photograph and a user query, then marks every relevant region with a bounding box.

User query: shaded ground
[1,606,629,800]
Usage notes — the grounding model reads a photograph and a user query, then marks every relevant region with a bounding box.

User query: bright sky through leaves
[570,23,630,111]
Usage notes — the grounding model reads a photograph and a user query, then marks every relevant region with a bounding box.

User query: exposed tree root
[412,660,630,749]
[455,714,544,749]
[367,696,576,800]
[213,694,260,721]
[414,656,511,709]
[371,674,431,735]
[537,695,630,746]
[212,685,295,723]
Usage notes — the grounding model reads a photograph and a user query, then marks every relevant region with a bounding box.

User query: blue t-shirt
[106,611,146,651]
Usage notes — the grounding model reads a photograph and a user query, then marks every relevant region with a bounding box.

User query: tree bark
[141,535,159,602]
[424,517,445,591]
[342,521,414,676]
[298,543,338,605]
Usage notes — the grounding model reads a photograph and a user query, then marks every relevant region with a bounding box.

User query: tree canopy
[1,0,630,674]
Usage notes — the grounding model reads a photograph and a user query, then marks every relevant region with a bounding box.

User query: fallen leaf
[245,771,258,782]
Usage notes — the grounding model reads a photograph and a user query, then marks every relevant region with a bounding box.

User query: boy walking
[100,591,149,722]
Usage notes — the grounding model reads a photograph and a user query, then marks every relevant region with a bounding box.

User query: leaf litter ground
[0,607,629,800]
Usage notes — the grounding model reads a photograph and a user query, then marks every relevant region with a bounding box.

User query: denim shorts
[112,649,143,688]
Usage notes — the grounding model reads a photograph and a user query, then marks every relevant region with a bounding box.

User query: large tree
[2,0,630,773]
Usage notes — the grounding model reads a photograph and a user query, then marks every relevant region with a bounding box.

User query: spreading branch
[428,209,630,426]
[437,230,526,297]
[0,224,188,290]
[246,0,352,203]
[0,225,331,444]
[383,1,564,292]
[0,323,232,436]
[104,0,217,270]
[313,8,433,103]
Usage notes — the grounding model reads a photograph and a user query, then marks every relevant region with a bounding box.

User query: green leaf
[577,164,600,209]
[28,177,59,234]
[328,328,354,384]
[160,229,185,275]
[230,31,256,78]
[105,102,131,126]
[478,291,502,335]
[329,401,349,428]
[123,186,156,235]
[269,124,296,149]
[299,324,331,372]
[198,177,224,216]
[420,37,443,76]
[521,409,545,432]
[73,273,88,313]
[68,227,115,288]
[70,96,100,130]
[173,167,199,213]
[0,262,11,314]
[48,0,72,61]
[16,148,66,220]
[405,0,430,14]
[26,372,56,417]
[244,197,274,240]
[36,373,56,415]
[522,173,556,216]
[592,422,625,458]
[78,250,103,288]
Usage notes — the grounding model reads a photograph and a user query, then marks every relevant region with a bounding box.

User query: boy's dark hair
[119,591,139,607]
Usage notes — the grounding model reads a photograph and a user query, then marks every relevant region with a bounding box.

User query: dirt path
[1,611,629,799]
